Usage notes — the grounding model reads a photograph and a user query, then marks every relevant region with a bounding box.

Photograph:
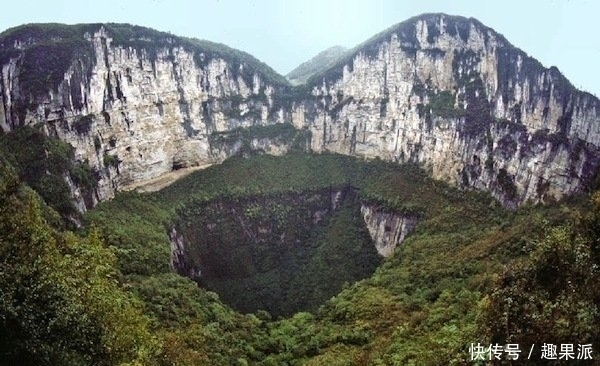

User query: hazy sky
[1,0,598,96]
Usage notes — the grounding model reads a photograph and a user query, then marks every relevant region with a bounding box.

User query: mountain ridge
[0,13,598,210]
[0,22,290,93]
[286,45,347,85]
[306,13,551,86]
[296,13,600,207]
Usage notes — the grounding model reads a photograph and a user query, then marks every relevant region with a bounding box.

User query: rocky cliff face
[292,14,600,207]
[361,204,418,257]
[1,15,600,209]
[0,24,291,206]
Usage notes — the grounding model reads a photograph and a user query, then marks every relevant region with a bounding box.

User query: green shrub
[103,153,119,168]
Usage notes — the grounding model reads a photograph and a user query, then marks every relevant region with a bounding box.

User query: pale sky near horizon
[1,0,598,96]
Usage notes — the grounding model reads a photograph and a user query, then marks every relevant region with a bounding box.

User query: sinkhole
[168,186,384,317]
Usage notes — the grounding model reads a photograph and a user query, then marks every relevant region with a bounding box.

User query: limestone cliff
[0,23,291,206]
[1,15,600,209]
[360,204,418,257]
[291,13,600,207]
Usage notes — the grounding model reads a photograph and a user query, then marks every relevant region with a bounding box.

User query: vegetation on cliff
[172,187,380,317]
[0,22,289,103]
[0,13,599,366]
[0,125,97,222]
[0,137,597,364]
[0,158,157,365]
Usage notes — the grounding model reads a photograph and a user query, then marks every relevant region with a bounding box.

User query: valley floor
[121,164,214,193]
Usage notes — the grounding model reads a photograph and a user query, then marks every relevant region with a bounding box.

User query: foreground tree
[483,193,600,363]
[0,159,158,365]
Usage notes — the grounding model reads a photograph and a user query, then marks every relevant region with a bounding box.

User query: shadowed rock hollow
[169,187,386,316]
[167,185,415,317]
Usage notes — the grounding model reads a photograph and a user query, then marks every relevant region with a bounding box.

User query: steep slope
[1,15,600,209]
[169,187,382,317]
[0,23,293,207]
[286,45,347,85]
[290,13,600,207]
[82,152,597,364]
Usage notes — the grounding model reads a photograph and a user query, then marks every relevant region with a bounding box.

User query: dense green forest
[0,128,598,365]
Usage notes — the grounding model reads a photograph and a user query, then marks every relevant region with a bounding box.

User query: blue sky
[1,0,598,96]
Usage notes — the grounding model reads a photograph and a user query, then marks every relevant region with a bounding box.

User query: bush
[103,153,119,168]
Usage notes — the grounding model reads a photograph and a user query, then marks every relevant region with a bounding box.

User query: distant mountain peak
[286,45,348,85]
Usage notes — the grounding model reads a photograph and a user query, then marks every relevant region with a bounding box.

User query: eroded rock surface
[1,14,599,209]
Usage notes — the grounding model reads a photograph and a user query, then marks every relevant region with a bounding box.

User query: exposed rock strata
[291,14,600,207]
[360,204,418,257]
[0,25,290,206]
[1,15,599,209]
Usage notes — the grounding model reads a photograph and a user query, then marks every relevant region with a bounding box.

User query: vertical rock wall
[1,16,600,208]
[292,14,600,206]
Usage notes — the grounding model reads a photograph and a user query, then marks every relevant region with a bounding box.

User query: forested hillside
[1,128,598,364]
[1,13,599,366]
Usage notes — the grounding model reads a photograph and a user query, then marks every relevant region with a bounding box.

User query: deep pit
[169,186,384,317]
